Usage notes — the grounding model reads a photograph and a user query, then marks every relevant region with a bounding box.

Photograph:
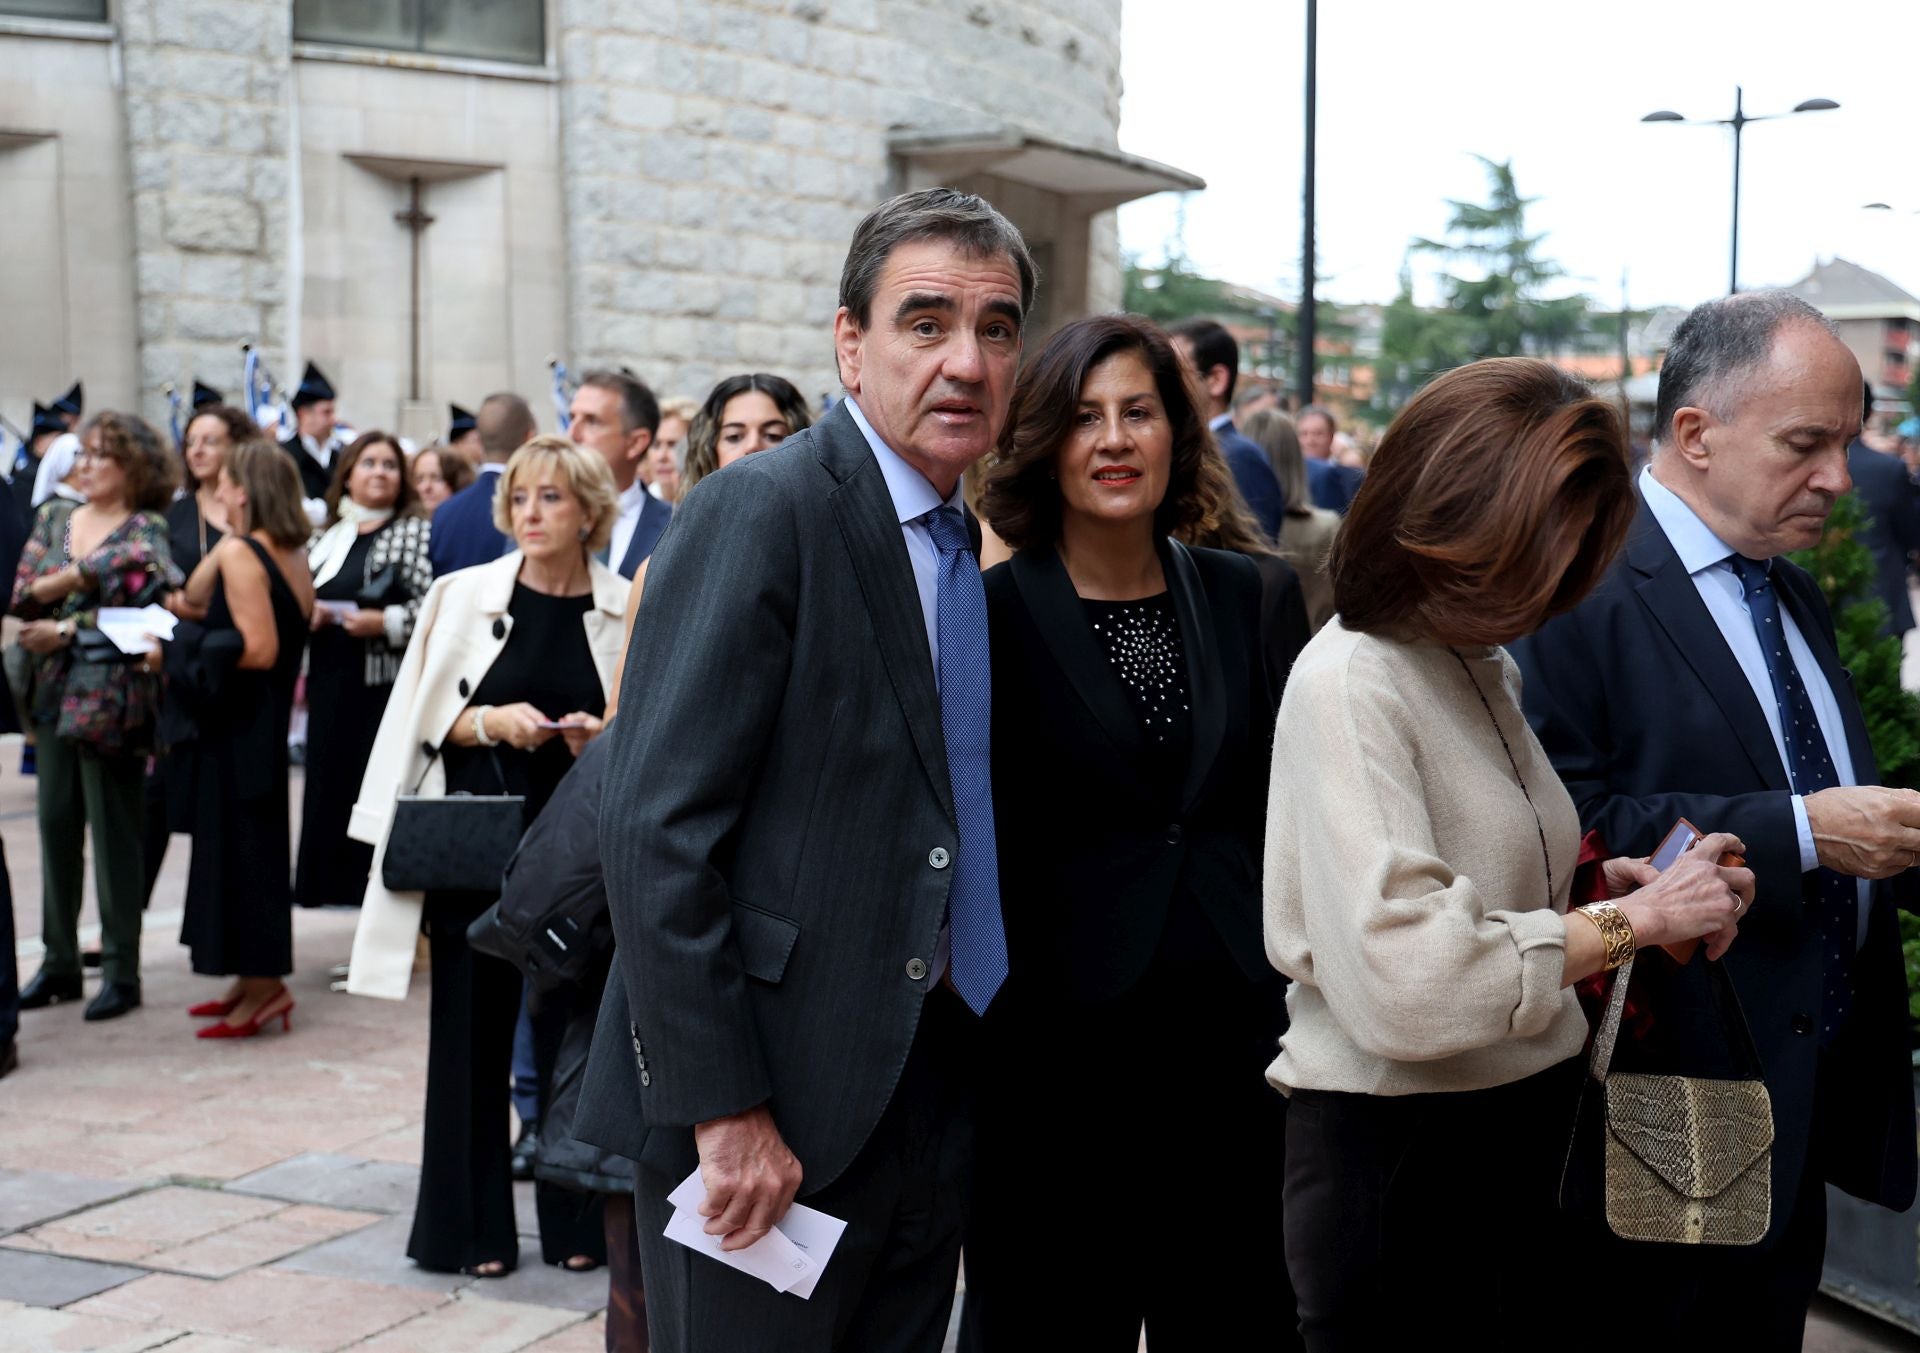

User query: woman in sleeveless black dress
[177,442,315,1038]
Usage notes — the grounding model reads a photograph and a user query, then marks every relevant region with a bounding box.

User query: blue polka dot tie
[1728,554,1854,1040]
[923,506,1008,1016]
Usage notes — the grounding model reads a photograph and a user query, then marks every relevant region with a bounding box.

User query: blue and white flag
[550,359,572,434]
[166,385,183,448]
[241,345,288,436]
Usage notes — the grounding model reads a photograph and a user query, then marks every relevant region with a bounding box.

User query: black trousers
[961,956,1295,1353]
[0,835,16,1046]
[408,892,600,1272]
[632,990,977,1353]
[1283,1061,1582,1353]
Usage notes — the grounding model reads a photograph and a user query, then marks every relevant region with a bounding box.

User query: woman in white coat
[346,435,629,1277]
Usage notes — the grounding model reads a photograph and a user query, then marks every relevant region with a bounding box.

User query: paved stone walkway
[0,755,1911,1351]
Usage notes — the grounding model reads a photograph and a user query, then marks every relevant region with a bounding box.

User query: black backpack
[466,728,614,997]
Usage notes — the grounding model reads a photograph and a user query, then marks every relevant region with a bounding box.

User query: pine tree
[1788,493,1920,1017]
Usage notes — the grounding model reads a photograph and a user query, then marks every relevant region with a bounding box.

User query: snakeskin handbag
[1561,954,1774,1246]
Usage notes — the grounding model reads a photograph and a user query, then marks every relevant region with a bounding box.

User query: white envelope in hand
[663,1168,848,1300]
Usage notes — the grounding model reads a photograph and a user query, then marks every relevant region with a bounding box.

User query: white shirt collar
[843,396,964,524]
[1208,411,1233,432]
[477,461,506,476]
[617,479,646,515]
[1639,464,1745,576]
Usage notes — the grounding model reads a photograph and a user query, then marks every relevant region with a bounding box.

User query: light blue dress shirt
[844,396,967,674]
[1639,466,1869,940]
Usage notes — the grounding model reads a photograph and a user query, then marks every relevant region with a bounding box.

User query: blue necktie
[1727,554,1854,1039]
[922,506,1008,1016]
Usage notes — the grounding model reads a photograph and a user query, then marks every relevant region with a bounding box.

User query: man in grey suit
[578,188,1026,1350]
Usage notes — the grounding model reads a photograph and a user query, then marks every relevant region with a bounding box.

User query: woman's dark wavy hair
[980,313,1229,550]
[681,373,812,490]
[1330,357,1635,646]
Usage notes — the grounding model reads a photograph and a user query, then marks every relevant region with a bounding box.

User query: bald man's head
[476,393,536,463]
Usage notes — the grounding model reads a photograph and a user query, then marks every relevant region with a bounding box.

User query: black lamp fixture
[1642,88,1840,294]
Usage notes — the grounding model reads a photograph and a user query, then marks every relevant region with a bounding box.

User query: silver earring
[578,527,589,542]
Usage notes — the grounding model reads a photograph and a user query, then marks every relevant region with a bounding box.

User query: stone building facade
[0,0,1197,442]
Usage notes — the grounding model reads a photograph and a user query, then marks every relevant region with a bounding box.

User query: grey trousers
[35,727,145,985]
[631,993,976,1353]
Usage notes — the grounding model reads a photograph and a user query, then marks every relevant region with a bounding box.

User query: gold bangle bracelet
[1576,900,1637,972]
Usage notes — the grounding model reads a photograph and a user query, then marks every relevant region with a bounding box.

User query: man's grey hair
[837,188,1038,330]
[1654,290,1841,445]
[578,368,661,437]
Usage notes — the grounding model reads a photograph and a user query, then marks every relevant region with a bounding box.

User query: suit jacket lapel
[1626,505,1789,791]
[1009,544,1143,766]
[816,407,956,827]
[1163,539,1226,813]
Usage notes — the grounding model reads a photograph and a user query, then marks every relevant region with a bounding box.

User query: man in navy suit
[1846,382,1920,638]
[428,392,536,577]
[1513,292,1920,1347]
[1296,405,1364,514]
[1168,318,1287,538]
[568,370,671,579]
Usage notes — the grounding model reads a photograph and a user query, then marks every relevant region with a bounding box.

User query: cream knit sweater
[1264,622,1590,1096]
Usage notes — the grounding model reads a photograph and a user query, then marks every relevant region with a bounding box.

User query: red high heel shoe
[188,996,241,1018]
[197,993,295,1039]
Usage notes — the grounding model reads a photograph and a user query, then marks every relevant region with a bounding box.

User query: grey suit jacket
[576,402,961,1195]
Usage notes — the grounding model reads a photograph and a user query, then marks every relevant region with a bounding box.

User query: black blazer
[1511,501,1918,1231]
[1847,440,1920,636]
[614,491,672,580]
[575,403,968,1196]
[985,540,1303,1005]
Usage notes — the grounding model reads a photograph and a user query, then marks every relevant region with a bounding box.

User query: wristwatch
[57,620,74,645]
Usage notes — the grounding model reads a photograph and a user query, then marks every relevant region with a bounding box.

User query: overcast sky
[1116,0,1920,314]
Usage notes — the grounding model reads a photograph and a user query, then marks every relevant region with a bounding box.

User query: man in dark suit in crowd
[1296,404,1364,513]
[0,480,26,1075]
[427,392,536,577]
[1168,318,1288,538]
[1846,382,1920,638]
[577,188,1023,1350]
[1513,291,1920,1347]
[568,369,671,580]
[278,361,342,514]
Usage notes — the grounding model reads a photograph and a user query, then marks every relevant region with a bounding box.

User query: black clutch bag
[73,628,144,665]
[380,750,525,894]
[357,562,405,611]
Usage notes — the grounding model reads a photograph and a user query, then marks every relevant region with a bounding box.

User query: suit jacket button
[1791,1013,1814,1036]
[928,847,950,870]
[905,958,928,981]
[492,618,507,639]
[419,740,436,759]
[459,678,470,697]
[640,1070,652,1087]
[1166,823,1184,845]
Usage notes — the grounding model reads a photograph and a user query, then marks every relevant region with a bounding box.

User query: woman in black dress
[961,316,1309,1351]
[294,432,431,910]
[349,434,628,1276]
[148,404,252,900]
[177,441,315,1037]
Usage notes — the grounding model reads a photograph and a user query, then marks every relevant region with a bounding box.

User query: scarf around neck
[309,499,394,591]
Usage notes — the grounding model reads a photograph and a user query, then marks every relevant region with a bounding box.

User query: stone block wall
[558,0,1125,404]
[119,0,291,425]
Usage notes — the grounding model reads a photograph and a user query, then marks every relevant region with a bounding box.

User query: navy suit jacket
[1846,439,1920,636]
[614,492,672,580]
[1305,456,1364,514]
[1215,421,1286,539]
[1511,501,1918,1238]
[428,472,510,578]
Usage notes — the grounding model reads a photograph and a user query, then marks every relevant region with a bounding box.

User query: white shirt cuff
[1792,793,1818,873]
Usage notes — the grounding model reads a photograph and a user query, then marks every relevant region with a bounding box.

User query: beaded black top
[1083,591,1191,788]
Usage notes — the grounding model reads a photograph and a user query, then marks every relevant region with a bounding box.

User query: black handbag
[73,627,143,665]
[380,748,526,894]
[356,562,405,610]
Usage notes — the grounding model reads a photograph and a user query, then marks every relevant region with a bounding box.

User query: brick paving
[0,753,1911,1350]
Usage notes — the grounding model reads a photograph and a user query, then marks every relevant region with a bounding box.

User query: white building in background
[0,0,1199,443]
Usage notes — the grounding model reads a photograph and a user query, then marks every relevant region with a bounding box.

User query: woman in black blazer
[960,315,1308,1353]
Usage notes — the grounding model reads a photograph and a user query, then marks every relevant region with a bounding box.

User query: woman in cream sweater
[1264,359,1754,1350]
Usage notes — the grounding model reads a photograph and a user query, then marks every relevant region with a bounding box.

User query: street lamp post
[1298,0,1317,408]
[1643,87,1838,295]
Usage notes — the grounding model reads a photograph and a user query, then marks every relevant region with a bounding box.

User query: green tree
[1369,262,1471,419]
[1122,251,1243,325]
[1410,156,1589,362]
[1788,494,1920,1019]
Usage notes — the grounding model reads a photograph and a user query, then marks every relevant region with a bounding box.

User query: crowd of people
[2,186,1917,1353]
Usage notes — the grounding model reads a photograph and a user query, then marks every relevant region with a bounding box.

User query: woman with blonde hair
[177,440,315,1036]
[348,434,629,1277]
[1243,409,1340,632]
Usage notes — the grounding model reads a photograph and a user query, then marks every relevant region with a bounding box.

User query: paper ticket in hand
[663,1168,848,1300]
